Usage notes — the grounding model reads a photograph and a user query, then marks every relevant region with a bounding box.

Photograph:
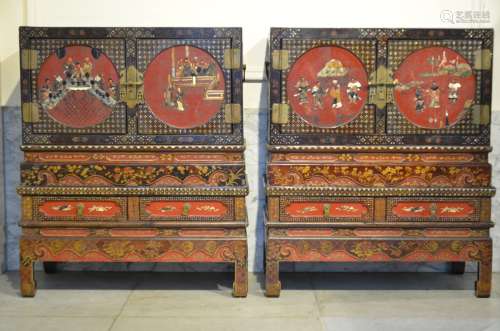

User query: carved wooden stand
[18,154,249,298]
[20,233,248,297]
[265,233,492,297]
[264,150,495,299]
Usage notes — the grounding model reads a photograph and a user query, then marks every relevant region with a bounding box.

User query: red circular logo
[287,46,368,128]
[394,47,476,129]
[143,45,225,129]
[37,45,119,128]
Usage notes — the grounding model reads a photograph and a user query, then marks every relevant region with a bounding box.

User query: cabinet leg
[233,258,248,297]
[43,262,58,274]
[265,259,281,297]
[450,262,466,274]
[20,240,37,297]
[232,242,248,297]
[20,260,36,297]
[475,252,492,298]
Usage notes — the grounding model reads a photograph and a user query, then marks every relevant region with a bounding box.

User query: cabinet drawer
[139,197,237,222]
[386,198,486,222]
[277,197,374,222]
[27,197,127,222]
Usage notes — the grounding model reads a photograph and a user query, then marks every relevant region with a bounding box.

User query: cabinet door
[20,27,243,147]
[386,30,492,146]
[20,28,128,145]
[269,28,492,146]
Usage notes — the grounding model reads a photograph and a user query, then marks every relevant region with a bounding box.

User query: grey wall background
[0,106,4,272]
[2,103,500,273]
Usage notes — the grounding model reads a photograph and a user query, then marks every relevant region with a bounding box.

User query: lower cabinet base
[264,234,492,298]
[19,232,248,298]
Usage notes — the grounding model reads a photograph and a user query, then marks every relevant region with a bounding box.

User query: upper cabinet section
[269,28,493,146]
[19,27,243,147]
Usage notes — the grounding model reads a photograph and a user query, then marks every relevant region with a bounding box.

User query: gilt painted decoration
[287,46,368,128]
[37,45,119,128]
[394,47,475,129]
[143,45,225,129]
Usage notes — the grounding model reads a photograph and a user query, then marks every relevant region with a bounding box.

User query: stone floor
[0,271,499,331]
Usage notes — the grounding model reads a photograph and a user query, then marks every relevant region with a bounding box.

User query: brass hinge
[224,49,241,69]
[22,103,40,123]
[472,104,490,125]
[473,49,493,70]
[119,65,144,108]
[271,103,289,124]
[272,50,289,70]
[368,65,394,109]
[224,103,242,123]
[21,49,39,70]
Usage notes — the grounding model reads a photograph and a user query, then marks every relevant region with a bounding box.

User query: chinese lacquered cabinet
[18,27,248,297]
[265,28,494,297]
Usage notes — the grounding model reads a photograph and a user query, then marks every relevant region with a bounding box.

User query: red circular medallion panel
[143,45,225,129]
[394,47,476,129]
[37,45,119,128]
[287,46,368,128]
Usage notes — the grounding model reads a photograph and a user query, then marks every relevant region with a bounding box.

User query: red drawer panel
[140,197,234,222]
[32,197,127,222]
[387,198,481,222]
[279,197,373,222]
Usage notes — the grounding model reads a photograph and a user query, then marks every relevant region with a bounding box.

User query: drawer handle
[323,204,331,217]
[182,203,191,217]
[76,203,85,217]
[430,203,437,220]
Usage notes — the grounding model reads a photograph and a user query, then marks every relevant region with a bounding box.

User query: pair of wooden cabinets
[18,27,494,298]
